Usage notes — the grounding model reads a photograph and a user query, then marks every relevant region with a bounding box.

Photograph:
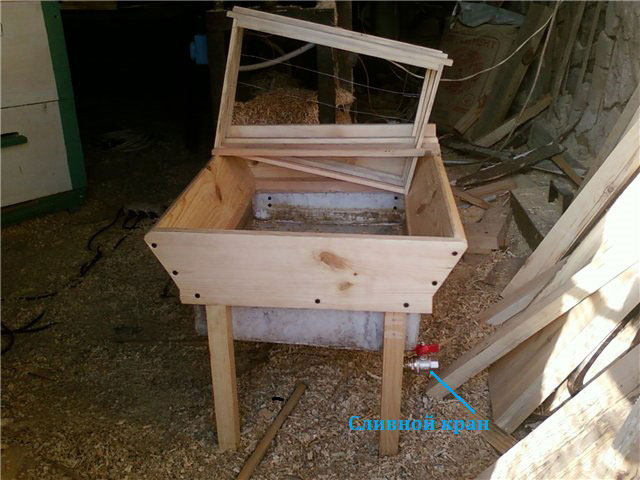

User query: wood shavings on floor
[1,135,528,479]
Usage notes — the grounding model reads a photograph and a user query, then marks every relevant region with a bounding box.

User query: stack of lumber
[426,111,640,479]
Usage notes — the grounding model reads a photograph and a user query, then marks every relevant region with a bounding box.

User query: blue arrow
[430,371,476,414]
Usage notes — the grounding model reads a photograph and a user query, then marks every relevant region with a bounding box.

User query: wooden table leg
[206,305,240,450]
[379,312,406,456]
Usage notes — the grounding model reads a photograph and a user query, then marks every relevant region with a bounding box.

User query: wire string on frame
[240,53,421,98]
[236,81,413,123]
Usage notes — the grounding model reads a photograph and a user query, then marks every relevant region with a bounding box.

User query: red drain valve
[414,343,440,356]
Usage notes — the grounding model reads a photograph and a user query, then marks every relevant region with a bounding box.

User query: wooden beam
[576,2,602,88]
[227,123,435,139]
[213,144,427,158]
[379,312,406,456]
[213,21,243,148]
[482,262,564,327]
[550,154,582,186]
[236,383,306,479]
[534,174,639,302]
[455,143,563,187]
[228,7,451,69]
[472,94,551,148]
[489,264,639,432]
[452,187,491,209]
[465,411,517,455]
[424,249,636,399]
[550,2,585,102]
[206,305,240,450]
[475,345,640,480]
[240,155,408,194]
[502,116,639,297]
[465,179,517,199]
[454,101,484,135]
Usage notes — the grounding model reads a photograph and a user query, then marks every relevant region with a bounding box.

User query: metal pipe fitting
[405,357,439,373]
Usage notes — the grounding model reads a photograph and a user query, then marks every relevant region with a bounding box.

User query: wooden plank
[411,71,435,140]
[452,187,491,209]
[544,314,639,414]
[206,305,240,450]
[157,157,254,230]
[213,144,427,158]
[482,262,564,327]
[236,382,306,479]
[227,123,435,139]
[472,95,551,148]
[424,249,636,399]
[417,67,444,146]
[232,6,449,61]
[455,143,563,187]
[596,397,640,479]
[464,410,517,455]
[550,2,585,101]
[254,177,384,193]
[213,21,243,148]
[229,11,445,70]
[550,154,582,186]
[454,101,484,135]
[441,139,512,161]
[406,154,465,240]
[224,136,418,145]
[229,7,451,69]
[147,228,465,313]
[576,2,602,88]
[535,174,639,302]
[233,134,441,194]
[240,156,407,194]
[489,264,639,433]
[463,205,511,254]
[379,312,406,456]
[247,156,406,185]
[465,179,517,199]
[578,88,640,192]
[249,162,386,193]
[466,4,552,139]
[510,186,561,250]
[502,116,639,297]
[412,69,440,147]
[476,345,640,480]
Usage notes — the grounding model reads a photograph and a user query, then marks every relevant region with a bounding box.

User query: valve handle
[414,343,440,356]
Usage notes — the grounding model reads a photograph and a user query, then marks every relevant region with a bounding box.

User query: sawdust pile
[233,87,355,125]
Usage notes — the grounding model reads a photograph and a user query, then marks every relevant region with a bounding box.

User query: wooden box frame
[211,7,452,194]
[146,153,466,314]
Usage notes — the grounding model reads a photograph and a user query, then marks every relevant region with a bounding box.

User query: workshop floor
[1,99,534,479]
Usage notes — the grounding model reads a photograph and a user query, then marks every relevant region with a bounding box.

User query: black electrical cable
[1,312,56,355]
[87,207,123,251]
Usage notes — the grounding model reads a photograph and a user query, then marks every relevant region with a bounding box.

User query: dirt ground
[1,108,542,479]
